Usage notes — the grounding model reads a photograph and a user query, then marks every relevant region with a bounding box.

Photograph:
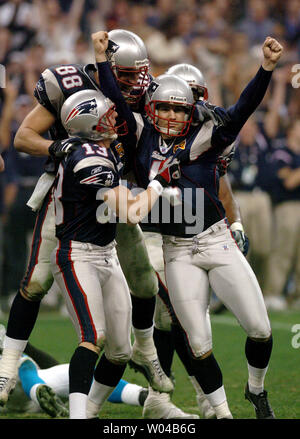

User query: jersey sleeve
[33,68,65,117]
[211,66,273,151]
[72,154,119,192]
[96,61,138,134]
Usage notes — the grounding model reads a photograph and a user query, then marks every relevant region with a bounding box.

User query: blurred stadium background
[0,0,299,419]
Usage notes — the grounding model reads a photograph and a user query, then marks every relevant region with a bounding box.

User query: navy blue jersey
[34,63,100,141]
[96,61,273,236]
[54,140,124,246]
[33,63,134,174]
[34,63,102,174]
[131,115,225,236]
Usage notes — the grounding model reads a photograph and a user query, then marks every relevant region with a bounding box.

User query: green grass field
[0,309,299,420]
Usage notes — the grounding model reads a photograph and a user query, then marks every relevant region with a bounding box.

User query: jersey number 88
[55,66,83,90]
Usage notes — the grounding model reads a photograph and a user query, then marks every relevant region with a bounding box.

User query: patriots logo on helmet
[147,81,159,99]
[65,99,98,123]
[106,40,120,61]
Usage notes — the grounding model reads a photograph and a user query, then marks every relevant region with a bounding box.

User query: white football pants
[162,219,271,358]
[51,240,132,363]
[23,189,158,301]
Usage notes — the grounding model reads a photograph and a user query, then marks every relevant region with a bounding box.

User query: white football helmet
[145,74,195,137]
[61,90,127,141]
[166,64,208,101]
[106,29,150,103]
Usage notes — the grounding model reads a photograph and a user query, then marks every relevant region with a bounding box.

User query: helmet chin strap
[159,126,181,136]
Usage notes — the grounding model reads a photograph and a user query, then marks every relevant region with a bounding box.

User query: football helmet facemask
[106,29,150,103]
[145,74,195,137]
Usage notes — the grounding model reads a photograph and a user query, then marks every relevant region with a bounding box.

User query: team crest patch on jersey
[115,143,125,158]
[173,140,186,153]
[65,98,98,123]
[223,244,229,251]
[80,170,114,187]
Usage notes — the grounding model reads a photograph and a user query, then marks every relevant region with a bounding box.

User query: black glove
[154,156,181,187]
[231,228,250,256]
[48,137,82,160]
[194,101,231,128]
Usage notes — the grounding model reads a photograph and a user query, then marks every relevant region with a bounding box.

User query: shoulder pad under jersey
[34,64,98,117]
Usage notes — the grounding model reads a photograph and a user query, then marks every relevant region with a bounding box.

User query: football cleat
[36,384,69,418]
[86,398,100,419]
[0,376,16,406]
[138,388,149,406]
[196,394,217,419]
[245,383,275,419]
[129,345,174,393]
[143,390,199,419]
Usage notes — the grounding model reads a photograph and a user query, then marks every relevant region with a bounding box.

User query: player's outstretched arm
[92,31,138,134]
[102,157,181,224]
[261,36,283,71]
[212,37,283,149]
[14,103,55,156]
[219,174,241,225]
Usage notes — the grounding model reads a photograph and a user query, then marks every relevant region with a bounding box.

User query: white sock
[133,326,156,357]
[248,363,268,395]
[121,383,144,406]
[87,379,115,418]
[205,386,232,419]
[3,336,28,351]
[29,383,41,406]
[0,336,27,378]
[69,392,88,419]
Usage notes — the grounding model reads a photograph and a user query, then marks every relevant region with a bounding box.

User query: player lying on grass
[0,324,148,417]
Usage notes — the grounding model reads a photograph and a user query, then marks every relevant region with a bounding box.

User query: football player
[139,63,248,419]
[50,89,179,418]
[0,324,147,417]
[93,32,283,419]
[103,51,236,418]
[0,30,174,409]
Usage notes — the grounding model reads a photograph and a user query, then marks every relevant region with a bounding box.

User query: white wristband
[230,221,244,232]
[148,179,164,196]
